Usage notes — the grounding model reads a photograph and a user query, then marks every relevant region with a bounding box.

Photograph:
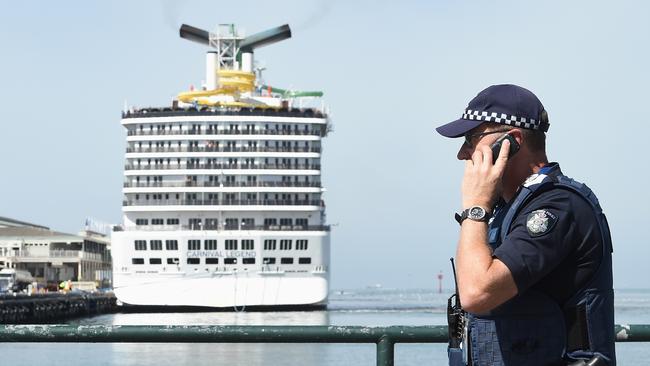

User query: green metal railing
[1,324,649,366]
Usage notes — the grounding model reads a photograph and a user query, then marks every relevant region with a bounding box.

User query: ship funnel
[239,24,291,52]
[179,24,210,46]
[179,23,291,79]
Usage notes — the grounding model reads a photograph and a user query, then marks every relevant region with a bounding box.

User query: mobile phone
[491,134,520,163]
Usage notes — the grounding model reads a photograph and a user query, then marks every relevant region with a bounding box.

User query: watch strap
[454,206,490,225]
[454,212,464,225]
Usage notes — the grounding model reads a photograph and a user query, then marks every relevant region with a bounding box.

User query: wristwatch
[455,206,490,225]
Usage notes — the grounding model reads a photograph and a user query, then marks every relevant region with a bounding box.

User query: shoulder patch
[526,209,558,237]
[523,173,547,187]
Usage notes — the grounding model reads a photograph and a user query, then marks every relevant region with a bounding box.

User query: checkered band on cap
[462,109,547,131]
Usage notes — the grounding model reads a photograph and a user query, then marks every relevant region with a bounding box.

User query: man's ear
[509,129,524,146]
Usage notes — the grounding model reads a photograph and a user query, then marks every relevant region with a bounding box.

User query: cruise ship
[111,23,331,309]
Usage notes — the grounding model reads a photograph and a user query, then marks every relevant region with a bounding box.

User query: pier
[0,293,116,323]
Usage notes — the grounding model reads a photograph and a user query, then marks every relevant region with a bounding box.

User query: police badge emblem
[526,210,558,237]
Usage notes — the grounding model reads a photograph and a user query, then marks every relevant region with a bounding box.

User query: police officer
[436,84,616,366]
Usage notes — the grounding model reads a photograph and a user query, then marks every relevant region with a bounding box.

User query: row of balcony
[122,199,322,207]
[126,146,321,154]
[122,107,326,119]
[118,224,330,232]
[123,181,321,188]
[127,129,325,137]
[2,250,107,262]
[124,164,321,171]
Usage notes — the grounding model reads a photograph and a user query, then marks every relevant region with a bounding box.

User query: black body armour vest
[467,166,616,366]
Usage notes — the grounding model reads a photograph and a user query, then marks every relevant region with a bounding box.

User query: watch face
[469,206,486,220]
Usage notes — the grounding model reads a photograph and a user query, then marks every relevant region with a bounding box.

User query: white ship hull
[113,272,328,308]
[112,229,330,308]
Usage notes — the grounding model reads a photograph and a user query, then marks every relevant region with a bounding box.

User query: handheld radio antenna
[450,257,461,306]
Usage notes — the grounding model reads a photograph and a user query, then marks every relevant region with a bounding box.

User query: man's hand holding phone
[461,134,515,211]
[491,134,520,164]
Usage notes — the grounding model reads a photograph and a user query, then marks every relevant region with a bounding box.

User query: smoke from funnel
[160,0,183,31]
[295,0,332,32]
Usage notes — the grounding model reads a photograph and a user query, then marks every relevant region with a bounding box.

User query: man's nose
[457,143,471,160]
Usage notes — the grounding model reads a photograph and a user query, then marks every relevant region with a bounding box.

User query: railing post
[377,335,394,366]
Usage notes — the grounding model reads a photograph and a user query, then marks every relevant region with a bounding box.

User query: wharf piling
[0,293,117,324]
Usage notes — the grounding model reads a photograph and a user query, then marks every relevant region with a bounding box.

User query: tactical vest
[467,166,616,366]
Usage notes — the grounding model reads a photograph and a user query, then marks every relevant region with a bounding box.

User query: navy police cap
[436,84,549,138]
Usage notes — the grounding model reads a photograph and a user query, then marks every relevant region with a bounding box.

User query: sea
[2,288,649,365]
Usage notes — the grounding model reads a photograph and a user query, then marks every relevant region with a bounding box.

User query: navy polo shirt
[492,165,604,304]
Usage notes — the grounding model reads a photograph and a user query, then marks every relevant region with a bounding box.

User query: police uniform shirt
[491,164,604,304]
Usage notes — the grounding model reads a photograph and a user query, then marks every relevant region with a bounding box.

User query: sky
[1,0,649,290]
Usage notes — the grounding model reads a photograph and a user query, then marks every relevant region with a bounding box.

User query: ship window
[205,240,217,250]
[205,219,219,230]
[263,257,276,264]
[299,257,311,264]
[241,240,254,250]
[132,258,144,265]
[151,218,164,225]
[149,258,162,265]
[135,219,148,226]
[188,240,201,250]
[264,240,276,250]
[206,258,219,264]
[242,218,255,227]
[187,258,200,265]
[243,258,255,265]
[165,240,178,251]
[280,240,292,250]
[224,258,237,265]
[225,218,238,230]
[296,240,309,250]
[150,240,163,250]
[134,240,147,251]
[280,257,294,264]
[166,258,179,265]
[166,218,179,225]
[264,218,277,226]
[280,218,292,226]
[225,240,238,250]
[188,218,202,230]
[295,218,308,227]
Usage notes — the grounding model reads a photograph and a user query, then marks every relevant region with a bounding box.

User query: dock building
[0,216,112,288]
